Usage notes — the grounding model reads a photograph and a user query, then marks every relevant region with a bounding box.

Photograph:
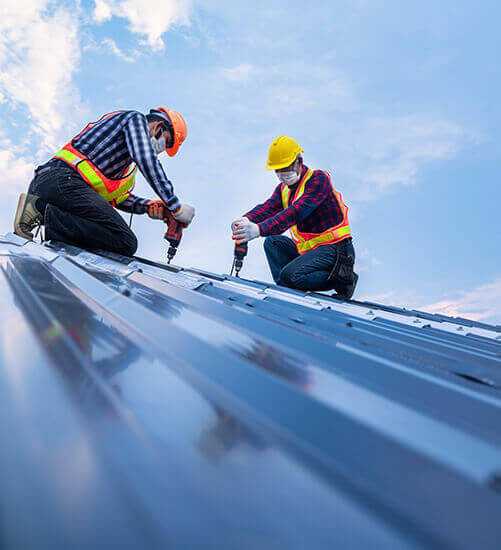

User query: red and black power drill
[163,210,185,264]
[231,242,248,277]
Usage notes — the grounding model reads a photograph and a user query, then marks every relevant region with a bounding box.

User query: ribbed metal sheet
[1,232,500,549]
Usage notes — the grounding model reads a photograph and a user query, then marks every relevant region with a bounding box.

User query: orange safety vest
[53,111,138,205]
[281,168,352,254]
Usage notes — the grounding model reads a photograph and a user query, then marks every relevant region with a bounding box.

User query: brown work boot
[14,193,44,240]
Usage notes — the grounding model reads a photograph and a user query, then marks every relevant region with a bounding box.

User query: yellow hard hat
[266,135,304,170]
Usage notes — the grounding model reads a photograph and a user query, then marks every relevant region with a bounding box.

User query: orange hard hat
[157,107,187,157]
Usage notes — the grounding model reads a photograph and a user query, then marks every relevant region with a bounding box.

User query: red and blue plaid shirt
[245,165,346,236]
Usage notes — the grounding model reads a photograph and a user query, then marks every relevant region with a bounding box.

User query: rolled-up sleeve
[124,113,181,212]
[116,194,150,214]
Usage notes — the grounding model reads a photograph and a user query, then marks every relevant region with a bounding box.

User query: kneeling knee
[264,235,279,253]
[279,266,301,289]
[122,231,138,257]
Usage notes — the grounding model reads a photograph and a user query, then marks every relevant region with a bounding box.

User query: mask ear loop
[163,119,174,149]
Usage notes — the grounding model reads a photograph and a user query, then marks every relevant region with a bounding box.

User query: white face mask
[151,135,166,155]
[277,169,300,186]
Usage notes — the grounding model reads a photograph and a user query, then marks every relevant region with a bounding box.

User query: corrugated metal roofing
[1,232,500,549]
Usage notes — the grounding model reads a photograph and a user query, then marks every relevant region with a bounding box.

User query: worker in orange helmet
[14,107,194,256]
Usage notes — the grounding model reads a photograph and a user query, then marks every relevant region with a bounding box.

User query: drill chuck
[163,212,184,264]
[167,245,177,263]
[233,242,248,277]
[234,258,243,274]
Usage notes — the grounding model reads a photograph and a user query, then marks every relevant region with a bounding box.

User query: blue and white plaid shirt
[71,110,181,214]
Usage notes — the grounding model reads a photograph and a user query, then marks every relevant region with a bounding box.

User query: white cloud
[225,60,357,116]
[0,1,86,235]
[356,289,425,309]
[337,114,465,200]
[360,278,501,325]
[420,278,501,324]
[223,64,255,82]
[93,0,113,22]
[92,0,192,50]
[102,38,137,62]
[214,60,464,203]
[0,0,83,154]
[356,247,383,273]
[84,38,138,63]
[0,133,34,200]
[0,128,34,234]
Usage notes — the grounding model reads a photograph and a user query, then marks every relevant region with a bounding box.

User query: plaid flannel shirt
[71,110,181,214]
[244,165,345,236]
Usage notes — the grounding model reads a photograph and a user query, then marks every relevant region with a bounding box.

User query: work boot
[335,272,359,301]
[14,193,44,240]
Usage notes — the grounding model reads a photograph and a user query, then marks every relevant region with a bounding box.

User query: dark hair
[146,113,165,123]
[146,109,173,136]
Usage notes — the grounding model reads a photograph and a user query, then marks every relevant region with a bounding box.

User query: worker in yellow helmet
[231,136,358,298]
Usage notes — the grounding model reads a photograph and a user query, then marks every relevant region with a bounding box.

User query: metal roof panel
[0,234,500,549]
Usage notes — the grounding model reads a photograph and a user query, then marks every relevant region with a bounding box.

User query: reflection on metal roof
[0,232,500,549]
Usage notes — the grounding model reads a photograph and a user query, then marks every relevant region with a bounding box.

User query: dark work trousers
[263,235,356,292]
[28,160,138,256]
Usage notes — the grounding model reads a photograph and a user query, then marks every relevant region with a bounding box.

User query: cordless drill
[232,242,248,277]
[163,210,185,264]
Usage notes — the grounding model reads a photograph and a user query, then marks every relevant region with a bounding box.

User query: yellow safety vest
[281,169,351,254]
[53,112,137,205]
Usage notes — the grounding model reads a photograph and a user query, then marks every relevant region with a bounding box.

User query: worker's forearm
[134,160,181,212]
[245,207,270,224]
[257,207,298,236]
[116,195,150,214]
[259,186,328,234]
[151,181,181,213]
[244,204,281,224]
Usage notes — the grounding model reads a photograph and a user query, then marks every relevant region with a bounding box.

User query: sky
[0,0,500,324]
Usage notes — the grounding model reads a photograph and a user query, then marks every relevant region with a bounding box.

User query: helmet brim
[266,152,302,170]
[166,136,180,157]
[156,106,185,157]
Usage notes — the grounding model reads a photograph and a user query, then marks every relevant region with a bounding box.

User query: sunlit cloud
[92,0,192,50]
[421,278,501,323]
[0,0,83,154]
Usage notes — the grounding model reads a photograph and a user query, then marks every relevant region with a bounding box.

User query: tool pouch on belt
[328,239,355,285]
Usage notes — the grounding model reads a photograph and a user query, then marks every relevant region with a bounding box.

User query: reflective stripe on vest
[281,169,351,254]
[53,111,137,204]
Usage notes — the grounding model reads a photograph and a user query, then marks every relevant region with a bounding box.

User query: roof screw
[457,326,464,331]
[346,322,353,327]
[291,317,304,324]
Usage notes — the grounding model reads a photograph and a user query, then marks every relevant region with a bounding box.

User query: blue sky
[1,0,500,322]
